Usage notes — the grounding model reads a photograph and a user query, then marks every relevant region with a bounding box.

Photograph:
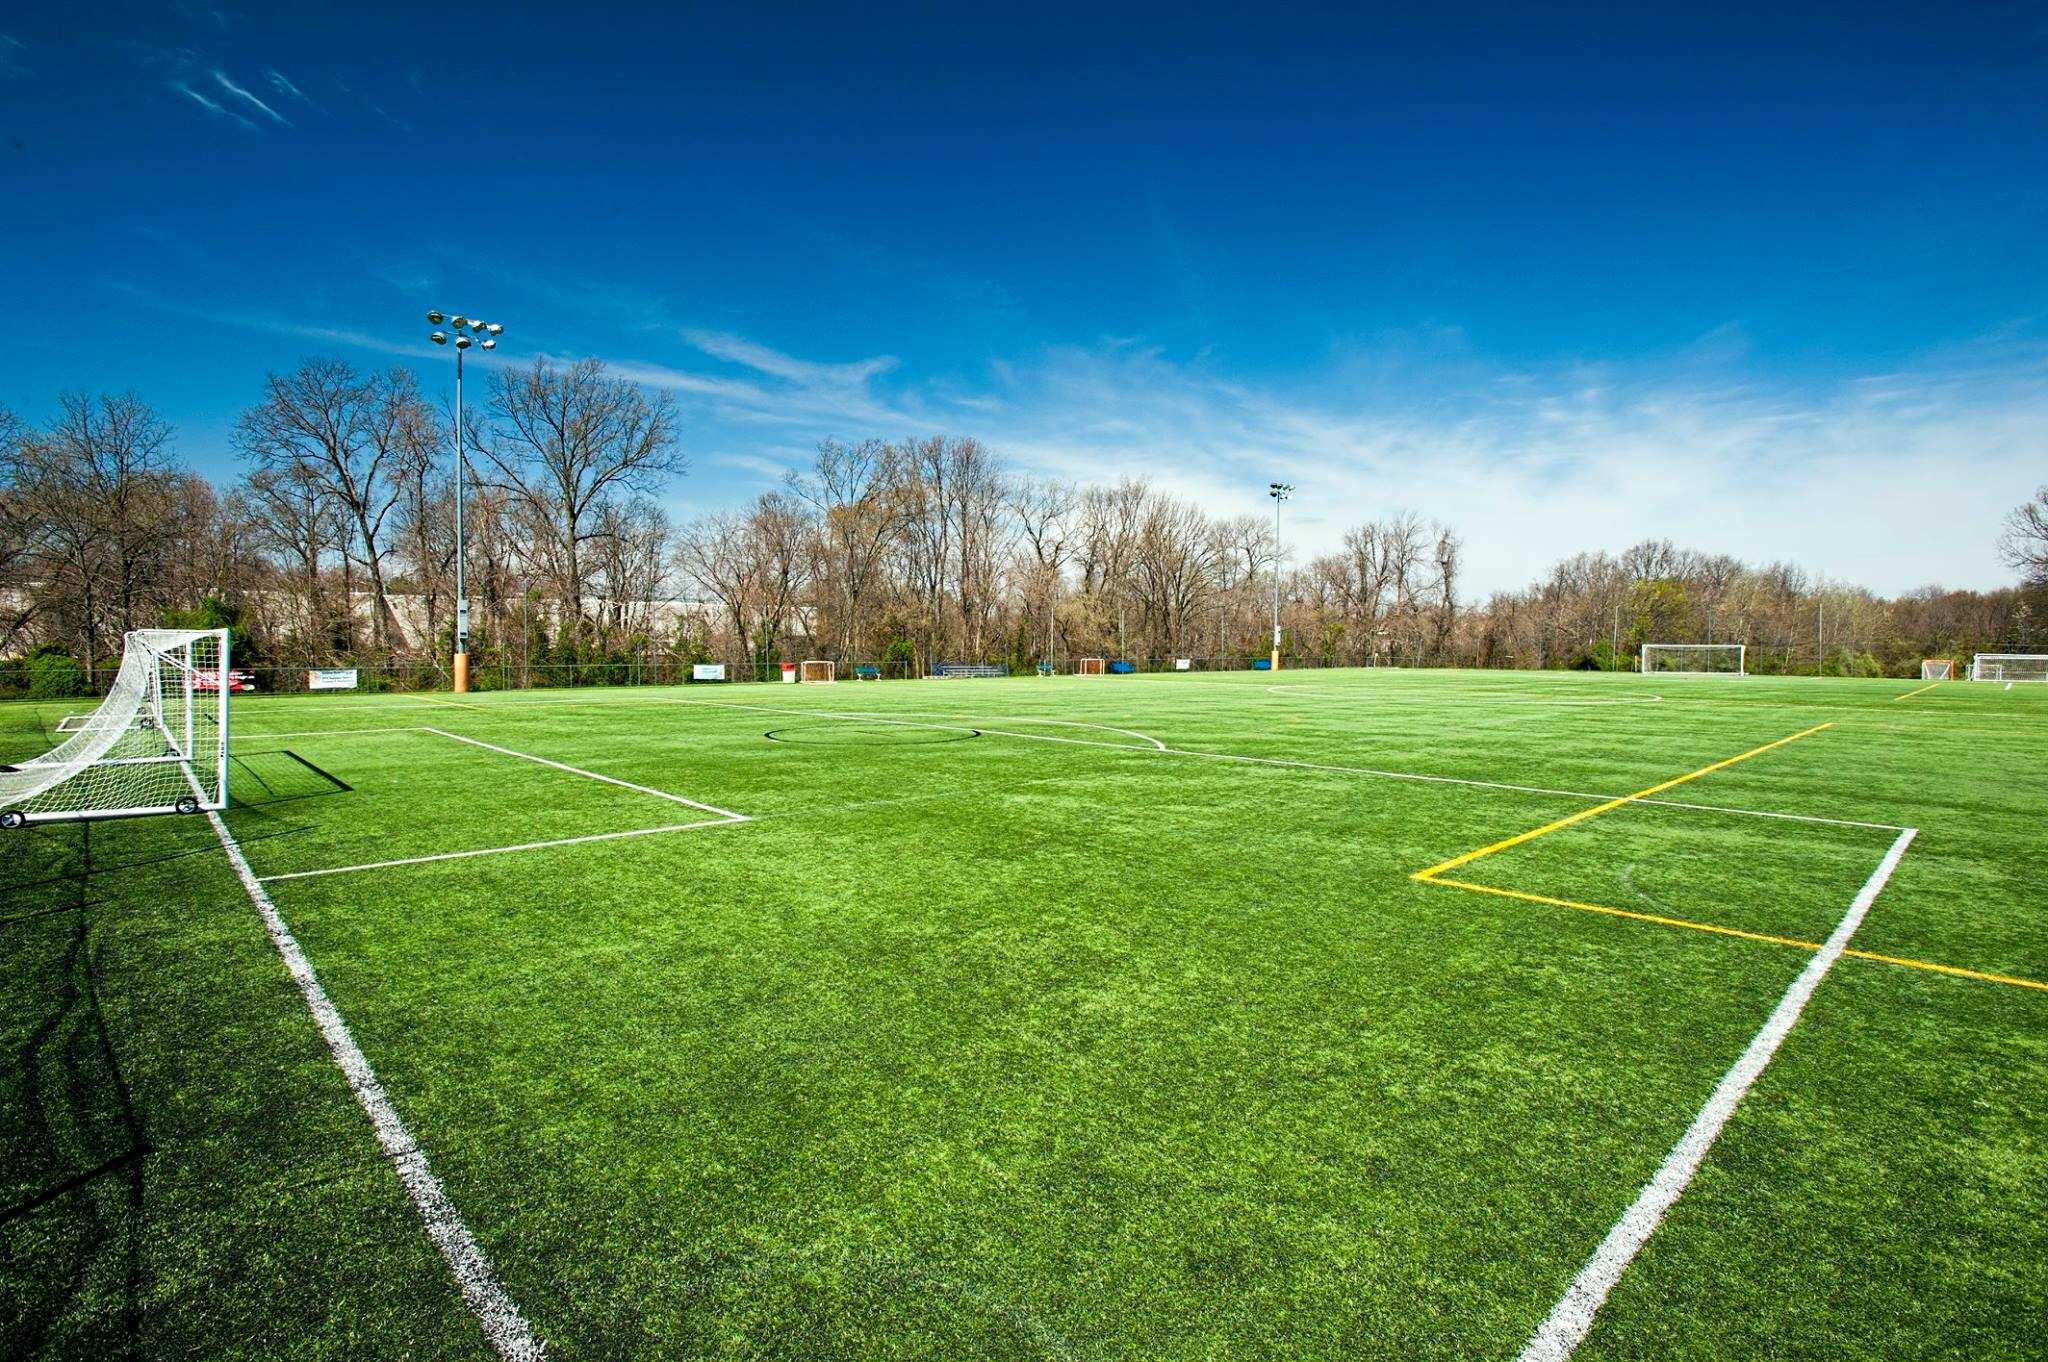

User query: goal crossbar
[0,629,231,826]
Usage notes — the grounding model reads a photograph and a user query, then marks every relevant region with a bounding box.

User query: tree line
[2,355,2042,692]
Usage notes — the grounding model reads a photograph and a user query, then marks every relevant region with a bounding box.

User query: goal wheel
[0,811,23,830]
[175,796,201,815]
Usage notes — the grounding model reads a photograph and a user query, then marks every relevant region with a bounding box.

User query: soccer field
[3,667,2044,1360]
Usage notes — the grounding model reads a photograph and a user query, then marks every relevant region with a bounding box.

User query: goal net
[1970,654,2048,683]
[0,629,231,828]
[1075,658,1106,676]
[1920,658,1955,682]
[1640,643,1745,675]
[799,659,835,683]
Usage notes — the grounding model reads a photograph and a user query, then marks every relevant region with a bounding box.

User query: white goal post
[1920,658,1955,682]
[0,629,231,828]
[1970,654,2048,683]
[1075,658,1106,676]
[1640,643,1745,675]
[799,659,836,683]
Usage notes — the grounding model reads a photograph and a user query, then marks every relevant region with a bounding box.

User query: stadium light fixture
[424,310,509,693]
[1268,482,1293,671]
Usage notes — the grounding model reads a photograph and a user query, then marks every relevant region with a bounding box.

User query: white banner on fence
[1175,658,1192,671]
[692,663,727,682]
[307,668,359,691]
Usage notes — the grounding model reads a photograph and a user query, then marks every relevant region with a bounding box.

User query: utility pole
[1268,481,1293,670]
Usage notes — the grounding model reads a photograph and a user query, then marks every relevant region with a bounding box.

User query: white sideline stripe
[203,809,545,1361]
[421,726,748,821]
[1517,826,1918,1362]
[663,699,1905,831]
[259,817,742,881]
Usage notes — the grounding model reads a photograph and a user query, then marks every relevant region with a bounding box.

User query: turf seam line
[421,725,749,821]
[201,808,546,1362]
[258,816,744,881]
[1517,826,1918,1362]
[1892,682,1942,702]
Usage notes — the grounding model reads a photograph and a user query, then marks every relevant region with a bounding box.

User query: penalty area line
[257,815,745,881]
[422,725,748,821]
[1516,827,1917,1362]
[202,809,545,1361]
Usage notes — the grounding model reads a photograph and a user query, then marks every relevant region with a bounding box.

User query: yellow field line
[1893,682,1941,702]
[1412,722,1834,881]
[1421,876,2047,993]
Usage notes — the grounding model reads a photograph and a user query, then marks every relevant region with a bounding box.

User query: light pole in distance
[1268,481,1293,671]
[427,312,503,692]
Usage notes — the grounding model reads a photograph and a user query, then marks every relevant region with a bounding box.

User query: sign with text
[307,668,359,691]
[691,663,727,682]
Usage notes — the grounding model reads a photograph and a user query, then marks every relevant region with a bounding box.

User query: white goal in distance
[0,629,231,829]
[1920,658,1955,682]
[799,659,836,683]
[1640,643,1745,675]
[1970,654,2048,683]
[1075,658,1106,676]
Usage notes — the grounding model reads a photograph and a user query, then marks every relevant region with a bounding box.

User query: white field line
[986,716,1170,750]
[421,726,749,821]
[1517,826,1919,1362]
[258,816,743,882]
[230,726,434,741]
[662,698,1906,832]
[1264,684,1666,708]
[202,808,545,1361]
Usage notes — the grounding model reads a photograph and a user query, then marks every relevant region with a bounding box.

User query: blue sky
[2,2,2044,595]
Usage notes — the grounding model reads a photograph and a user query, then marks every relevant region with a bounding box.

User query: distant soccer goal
[1970,654,2048,683]
[1640,643,1745,676]
[1920,658,1955,682]
[0,629,231,829]
[1075,658,1107,676]
[799,659,836,684]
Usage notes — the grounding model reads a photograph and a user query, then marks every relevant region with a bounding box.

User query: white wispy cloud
[955,336,2048,596]
[264,67,315,108]
[212,69,290,126]
[172,80,254,130]
[0,33,28,78]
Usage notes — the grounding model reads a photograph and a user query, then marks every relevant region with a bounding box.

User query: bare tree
[235,360,435,651]
[787,438,901,658]
[2001,486,2048,586]
[485,357,683,641]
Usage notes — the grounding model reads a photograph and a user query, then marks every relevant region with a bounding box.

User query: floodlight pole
[454,343,468,693]
[426,312,504,693]
[1269,482,1293,671]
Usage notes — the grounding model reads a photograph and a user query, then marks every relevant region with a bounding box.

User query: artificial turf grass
[3,667,2044,1358]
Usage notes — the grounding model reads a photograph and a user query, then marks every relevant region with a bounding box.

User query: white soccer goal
[1970,653,2048,683]
[799,659,836,684]
[1075,658,1106,676]
[1920,658,1955,682]
[0,629,231,829]
[1640,643,1745,676]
